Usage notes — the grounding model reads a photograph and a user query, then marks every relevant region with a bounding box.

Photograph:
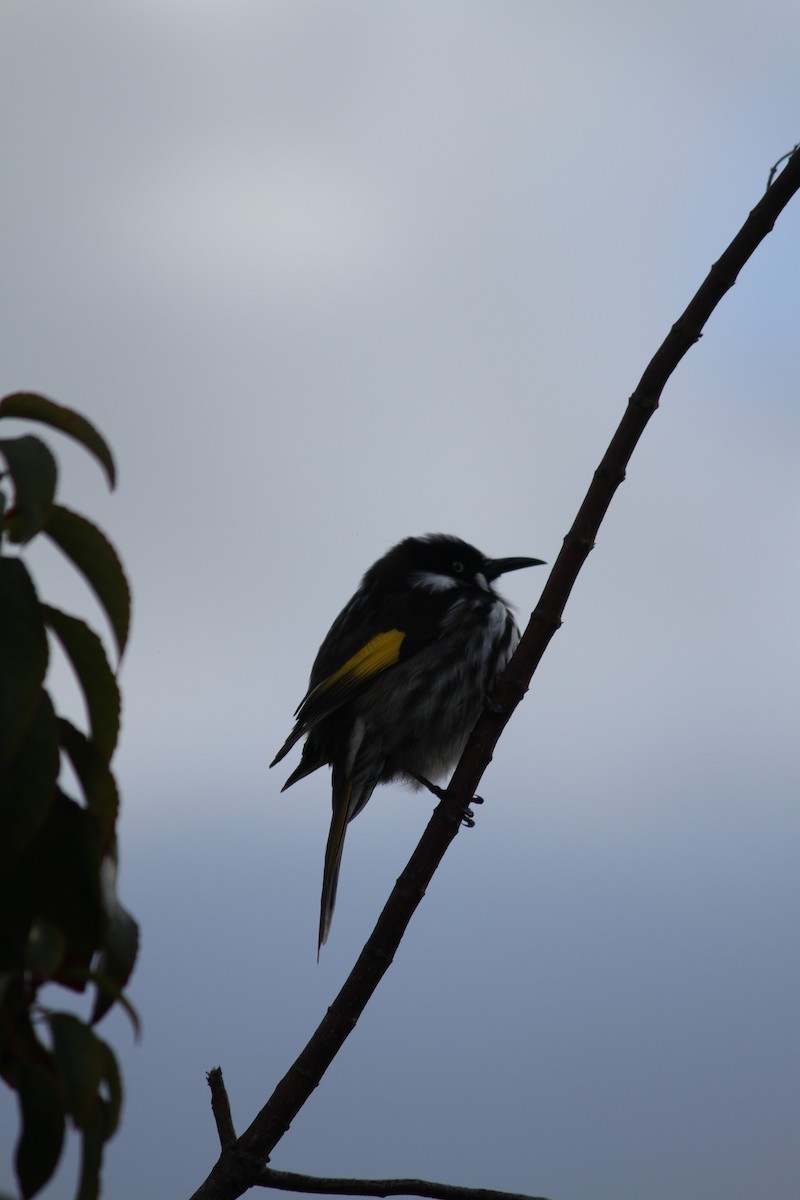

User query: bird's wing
[297,628,406,725]
[269,627,406,768]
[271,588,455,769]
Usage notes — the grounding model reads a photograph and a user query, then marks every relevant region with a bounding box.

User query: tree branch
[257,1166,551,1200]
[189,145,800,1200]
[208,1067,237,1150]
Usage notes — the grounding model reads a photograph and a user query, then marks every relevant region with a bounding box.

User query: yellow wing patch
[313,629,406,699]
[280,628,407,744]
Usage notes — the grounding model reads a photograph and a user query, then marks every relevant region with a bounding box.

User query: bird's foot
[410,773,484,828]
[460,795,484,829]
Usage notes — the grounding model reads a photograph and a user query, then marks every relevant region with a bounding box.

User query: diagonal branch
[189,146,800,1200]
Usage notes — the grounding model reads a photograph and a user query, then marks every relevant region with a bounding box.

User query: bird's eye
[451,560,464,574]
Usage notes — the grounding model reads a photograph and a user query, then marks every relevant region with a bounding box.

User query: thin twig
[257,1166,551,1200]
[208,1067,237,1149]
[189,145,800,1200]
[765,143,800,190]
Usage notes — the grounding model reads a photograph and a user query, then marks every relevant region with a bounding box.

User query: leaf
[15,1062,65,1198]
[0,435,57,543]
[0,969,22,1015]
[91,975,141,1039]
[0,392,116,490]
[76,1103,105,1200]
[0,559,49,763]
[96,1038,123,1136]
[25,918,66,978]
[0,792,104,983]
[57,719,119,842]
[42,607,120,762]
[92,902,140,1026]
[43,506,130,660]
[0,689,59,863]
[49,1012,103,1127]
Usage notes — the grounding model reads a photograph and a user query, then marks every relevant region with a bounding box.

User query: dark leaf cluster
[0,393,138,1200]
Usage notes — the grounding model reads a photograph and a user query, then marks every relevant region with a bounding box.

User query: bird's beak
[485,555,546,582]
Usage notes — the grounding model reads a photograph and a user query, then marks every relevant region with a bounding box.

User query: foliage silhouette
[0,393,137,1200]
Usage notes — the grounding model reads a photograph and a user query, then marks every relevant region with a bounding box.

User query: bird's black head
[364,533,544,595]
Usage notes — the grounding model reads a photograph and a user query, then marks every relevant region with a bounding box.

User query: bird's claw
[411,773,484,828]
[460,794,484,828]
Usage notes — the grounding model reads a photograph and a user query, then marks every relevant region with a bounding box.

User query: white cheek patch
[410,571,459,592]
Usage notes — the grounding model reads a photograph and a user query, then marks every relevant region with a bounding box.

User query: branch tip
[207,1065,237,1150]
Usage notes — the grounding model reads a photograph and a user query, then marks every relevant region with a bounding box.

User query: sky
[1,3,798,1199]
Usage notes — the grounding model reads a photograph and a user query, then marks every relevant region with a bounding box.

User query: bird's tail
[318,770,375,956]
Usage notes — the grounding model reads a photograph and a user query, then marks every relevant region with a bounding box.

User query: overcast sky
[1,4,798,1200]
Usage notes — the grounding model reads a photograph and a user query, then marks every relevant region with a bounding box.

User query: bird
[270,533,544,953]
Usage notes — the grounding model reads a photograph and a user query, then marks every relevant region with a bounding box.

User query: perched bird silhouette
[271,533,543,952]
